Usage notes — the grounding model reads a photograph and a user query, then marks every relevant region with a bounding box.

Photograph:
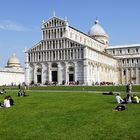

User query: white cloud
[0,20,33,32]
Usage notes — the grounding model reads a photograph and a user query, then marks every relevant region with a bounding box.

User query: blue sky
[0,0,140,67]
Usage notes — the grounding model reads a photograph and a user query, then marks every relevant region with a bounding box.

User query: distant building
[25,15,140,85]
[0,54,25,86]
[107,44,140,84]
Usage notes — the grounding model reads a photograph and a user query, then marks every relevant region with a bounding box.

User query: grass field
[1,84,140,92]
[0,90,140,140]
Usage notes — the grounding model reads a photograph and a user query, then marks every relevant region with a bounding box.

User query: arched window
[51,63,57,68]
[69,67,74,72]
[54,20,56,26]
[60,28,63,37]
[128,49,130,53]
[48,30,50,38]
[37,68,42,73]
[123,70,126,76]
[28,54,30,62]
[54,29,56,38]
[53,51,55,60]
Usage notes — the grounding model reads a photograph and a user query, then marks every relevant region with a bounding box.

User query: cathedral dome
[88,20,108,37]
[7,54,21,68]
[88,19,109,46]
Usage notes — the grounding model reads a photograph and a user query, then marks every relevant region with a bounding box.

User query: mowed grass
[1,84,140,92]
[0,91,140,140]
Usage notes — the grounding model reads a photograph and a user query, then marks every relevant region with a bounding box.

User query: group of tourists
[18,83,28,97]
[114,92,140,111]
[0,85,28,108]
[115,93,139,104]
[113,82,140,111]
[0,95,14,108]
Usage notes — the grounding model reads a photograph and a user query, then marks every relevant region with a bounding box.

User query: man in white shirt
[115,93,125,104]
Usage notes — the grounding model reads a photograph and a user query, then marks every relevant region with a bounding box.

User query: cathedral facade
[25,15,140,86]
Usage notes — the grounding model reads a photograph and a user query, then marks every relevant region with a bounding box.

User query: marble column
[34,65,37,84]
[97,66,100,83]
[83,60,89,85]
[41,63,46,85]
[74,62,78,82]
[136,68,139,84]
[57,63,61,85]
[65,62,68,84]
[25,51,30,85]
[48,63,51,83]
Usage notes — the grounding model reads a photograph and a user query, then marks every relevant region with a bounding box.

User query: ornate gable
[27,41,42,52]
[42,17,67,29]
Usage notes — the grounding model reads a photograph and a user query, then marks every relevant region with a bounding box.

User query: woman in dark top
[8,96,14,106]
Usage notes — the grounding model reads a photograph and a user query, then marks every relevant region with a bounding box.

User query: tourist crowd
[0,88,27,108]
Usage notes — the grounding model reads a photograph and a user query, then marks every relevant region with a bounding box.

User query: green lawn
[1,85,140,92]
[0,91,140,140]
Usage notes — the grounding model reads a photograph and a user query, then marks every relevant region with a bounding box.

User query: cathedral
[25,15,140,86]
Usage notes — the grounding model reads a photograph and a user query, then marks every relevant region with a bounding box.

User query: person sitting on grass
[0,89,6,94]
[8,96,14,106]
[113,104,126,111]
[18,90,21,96]
[115,93,126,104]
[132,94,140,103]
[18,90,27,97]
[18,90,24,97]
[125,93,132,103]
[3,96,10,108]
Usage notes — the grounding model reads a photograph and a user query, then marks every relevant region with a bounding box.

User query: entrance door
[37,75,41,83]
[69,74,74,82]
[52,71,57,82]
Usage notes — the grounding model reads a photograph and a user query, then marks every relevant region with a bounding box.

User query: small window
[128,49,130,53]
[123,70,126,76]
[28,55,30,62]
[70,42,73,47]
[60,30,63,37]
[59,41,61,48]
[39,53,41,60]
[113,50,115,54]
[53,51,55,59]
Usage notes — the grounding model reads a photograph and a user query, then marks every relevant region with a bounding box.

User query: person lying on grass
[113,104,126,112]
